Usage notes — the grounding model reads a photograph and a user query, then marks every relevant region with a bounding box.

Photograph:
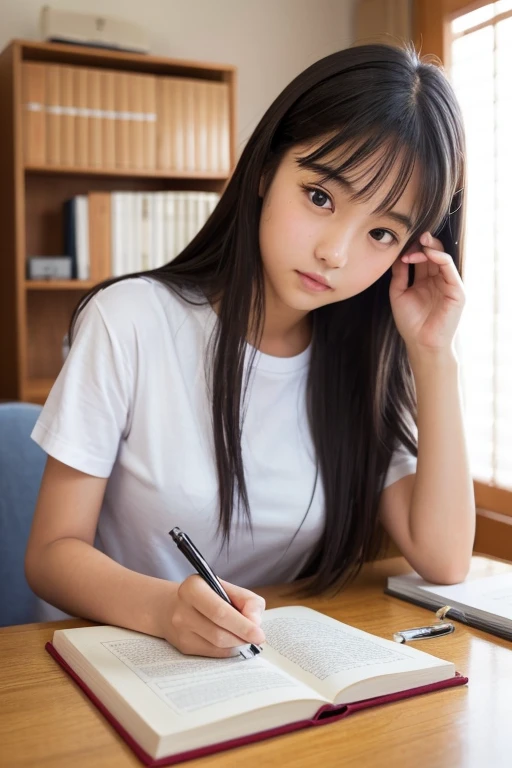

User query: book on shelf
[62,190,220,281]
[21,62,230,173]
[386,557,512,642]
[47,605,466,766]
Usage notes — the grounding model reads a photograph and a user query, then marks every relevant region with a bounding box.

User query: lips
[300,272,330,287]
[296,270,332,293]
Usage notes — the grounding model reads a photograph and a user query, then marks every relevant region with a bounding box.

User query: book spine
[140,193,150,271]
[46,65,61,166]
[156,76,171,171]
[152,192,165,269]
[131,193,142,272]
[59,66,75,167]
[74,67,89,168]
[171,79,185,173]
[183,80,196,172]
[110,193,124,277]
[197,80,209,173]
[115,72,130,170]
[76,195,90,280]
[129,74,145,170]
[101,70,116,171]
[87,68,103,169]
[63,198,77,278]
[175,192,187,256]
[88,192,112,282]
[22,62,46,166]
[163,192,176,263]
[206,82,218,173]
[219,82,230,173]
[142,75,157,171]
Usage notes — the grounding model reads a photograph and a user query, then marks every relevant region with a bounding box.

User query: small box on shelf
[27,256,73,280]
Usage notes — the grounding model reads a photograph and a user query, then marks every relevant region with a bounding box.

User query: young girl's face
[259,143,420,313]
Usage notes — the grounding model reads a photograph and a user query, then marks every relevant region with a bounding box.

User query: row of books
[22,63,231,173]
[63,190,220,280]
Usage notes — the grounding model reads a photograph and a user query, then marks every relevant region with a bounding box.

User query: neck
[253,277,312,358]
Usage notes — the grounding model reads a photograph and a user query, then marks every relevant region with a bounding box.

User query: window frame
[413,0,512,527]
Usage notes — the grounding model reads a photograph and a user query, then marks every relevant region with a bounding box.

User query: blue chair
[0,402,46,627]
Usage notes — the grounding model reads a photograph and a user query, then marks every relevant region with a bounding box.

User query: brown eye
[370,228,396,245]
[302,185,333,209]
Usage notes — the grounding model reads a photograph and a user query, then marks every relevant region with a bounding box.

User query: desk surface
[1,556,511,768]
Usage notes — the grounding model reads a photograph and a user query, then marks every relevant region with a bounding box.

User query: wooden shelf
[24,378,54,404]
[25,164,230,180]
[0,39,236,402]
[26,280,96,290]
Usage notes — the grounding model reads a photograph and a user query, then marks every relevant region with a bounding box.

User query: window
[449,1,512,491]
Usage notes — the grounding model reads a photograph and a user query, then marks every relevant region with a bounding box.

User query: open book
[386,562,512,641]
[47,606,467,766]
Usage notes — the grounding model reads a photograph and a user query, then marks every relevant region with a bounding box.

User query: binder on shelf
[46,64,61,166]
[129,74,145,170]
[219,82,230,173]
[59,66,76,167]
[142,74,157,171]
[87,68,103,168]
[183,79,196,172]
[115,71,131,169]
[207,81,220,173]
[101,70,117,170]
[156,76,172,171]
[88,192,111,282]
[74,66,89,167]
[22,62,46,166]
[195,80,209,173]
[171,78,185,172]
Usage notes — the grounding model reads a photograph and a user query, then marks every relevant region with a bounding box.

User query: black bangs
[296,127,459,246]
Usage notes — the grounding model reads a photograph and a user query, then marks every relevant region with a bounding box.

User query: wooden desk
[1,556,511,768]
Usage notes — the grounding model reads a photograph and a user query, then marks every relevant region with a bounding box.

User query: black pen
[168,527,263,659]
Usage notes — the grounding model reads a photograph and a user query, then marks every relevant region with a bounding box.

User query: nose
[314,244,349,269]
[314,226,351,269]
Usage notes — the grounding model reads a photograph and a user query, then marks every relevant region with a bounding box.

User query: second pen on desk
[168,527,263,660]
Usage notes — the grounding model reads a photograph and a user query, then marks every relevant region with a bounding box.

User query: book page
[260,606,453,702]
[54,626,327,737]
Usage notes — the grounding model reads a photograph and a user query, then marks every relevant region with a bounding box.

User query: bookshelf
[0,39,236,403]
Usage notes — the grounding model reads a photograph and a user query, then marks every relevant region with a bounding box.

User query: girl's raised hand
[389,231,465,357]
[164,574,266,658]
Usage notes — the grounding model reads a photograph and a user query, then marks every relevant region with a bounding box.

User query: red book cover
[46,642,467,766]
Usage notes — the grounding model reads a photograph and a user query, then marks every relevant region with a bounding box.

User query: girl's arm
[25,456,180,636]
[25,457,265,654]
[379,349,475,584]
[379,231,476,584]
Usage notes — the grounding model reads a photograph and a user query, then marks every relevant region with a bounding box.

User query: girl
[25,43,475,658]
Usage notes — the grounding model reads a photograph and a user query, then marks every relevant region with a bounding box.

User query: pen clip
[393,622,455,643]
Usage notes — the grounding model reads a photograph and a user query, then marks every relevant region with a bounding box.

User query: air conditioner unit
[40,5,150,54]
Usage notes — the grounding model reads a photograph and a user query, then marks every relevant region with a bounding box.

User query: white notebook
[386,559,512,641]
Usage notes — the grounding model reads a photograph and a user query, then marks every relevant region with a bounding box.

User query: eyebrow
[301,161,414,232]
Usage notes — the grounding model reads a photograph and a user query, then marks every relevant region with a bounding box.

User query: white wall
[0,0,356,151]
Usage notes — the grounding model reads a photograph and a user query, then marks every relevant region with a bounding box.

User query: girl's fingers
[420,232,444,252]
[180,603,250,649]
[421,246,463,288]
[390,255,410,294]
[401,252,428,264]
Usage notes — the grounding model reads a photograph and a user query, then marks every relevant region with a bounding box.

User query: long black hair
[70,43,465,597]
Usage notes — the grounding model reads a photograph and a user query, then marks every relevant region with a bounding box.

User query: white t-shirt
[32,277,416,606]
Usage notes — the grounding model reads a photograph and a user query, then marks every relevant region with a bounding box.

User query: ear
[258,175,265,198]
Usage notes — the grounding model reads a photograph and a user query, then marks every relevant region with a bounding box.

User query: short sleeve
[383,439,417,488]
[31,292,133,477]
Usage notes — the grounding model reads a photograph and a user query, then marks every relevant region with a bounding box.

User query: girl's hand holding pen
[164,575,266,658]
